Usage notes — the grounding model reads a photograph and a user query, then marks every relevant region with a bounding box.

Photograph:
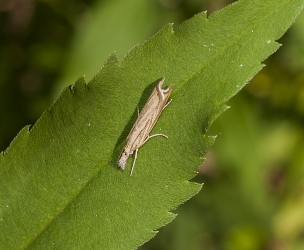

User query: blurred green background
[1,0,304,249]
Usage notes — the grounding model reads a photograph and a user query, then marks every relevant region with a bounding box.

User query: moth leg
[142,133,168,145]
[130,134,167,176]
[130,148,139,176]
[137,106,140,116]
[163,99,172,110]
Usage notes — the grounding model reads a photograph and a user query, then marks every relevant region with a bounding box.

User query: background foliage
[1,0,304,249]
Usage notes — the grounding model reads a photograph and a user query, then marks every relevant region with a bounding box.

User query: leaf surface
[1,0,303,249]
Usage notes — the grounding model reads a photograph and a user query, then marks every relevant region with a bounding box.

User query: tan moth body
[117,78,173,176]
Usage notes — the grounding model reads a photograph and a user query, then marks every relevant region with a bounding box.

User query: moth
[117,78,173,176]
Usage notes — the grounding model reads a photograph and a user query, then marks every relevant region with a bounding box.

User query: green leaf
[1,0,303,249]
